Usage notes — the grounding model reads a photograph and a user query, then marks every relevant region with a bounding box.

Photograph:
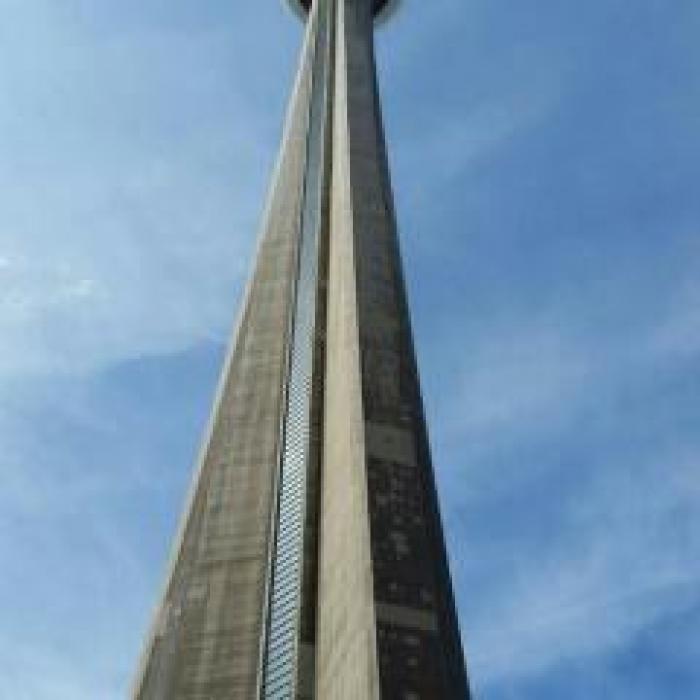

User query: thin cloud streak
[0,0,295,380]
[464,442,700,686]
[432,247,700,689]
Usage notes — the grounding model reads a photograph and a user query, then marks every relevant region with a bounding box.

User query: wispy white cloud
[390,73,564,213]
[0,0,297,380]
[438,239,700,457]
[445,320,590,442]
[434,256,700,689]
[650,271,700,361]
[0,638,120,700]
[466,444,700,685]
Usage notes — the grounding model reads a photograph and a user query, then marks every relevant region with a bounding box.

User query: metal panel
[262,0,333,697]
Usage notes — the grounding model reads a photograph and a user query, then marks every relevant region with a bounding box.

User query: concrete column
[317,0,471,697]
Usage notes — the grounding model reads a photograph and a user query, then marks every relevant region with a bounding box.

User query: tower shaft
[133,1,470,698]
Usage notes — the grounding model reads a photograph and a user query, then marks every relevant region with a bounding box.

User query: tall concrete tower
[133,0,470,698]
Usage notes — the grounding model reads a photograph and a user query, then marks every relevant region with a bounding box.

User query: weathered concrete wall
[317,0,471,697]
[132,13,320,699]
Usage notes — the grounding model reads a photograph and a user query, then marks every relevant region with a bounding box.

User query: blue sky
[1,0,699,697]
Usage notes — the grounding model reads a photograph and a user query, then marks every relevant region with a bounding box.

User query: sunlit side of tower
[132,1,471,698]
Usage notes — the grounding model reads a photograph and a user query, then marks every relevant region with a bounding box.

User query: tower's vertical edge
[316,0,382,695]
[132,12,321,699]
[317,0,471,697]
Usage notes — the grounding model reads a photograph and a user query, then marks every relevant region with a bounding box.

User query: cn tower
[133,1,471,697]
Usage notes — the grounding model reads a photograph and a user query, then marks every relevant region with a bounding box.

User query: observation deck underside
[287,0,400,22]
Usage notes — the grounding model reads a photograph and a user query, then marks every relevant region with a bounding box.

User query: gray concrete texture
[133,0,471,697]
